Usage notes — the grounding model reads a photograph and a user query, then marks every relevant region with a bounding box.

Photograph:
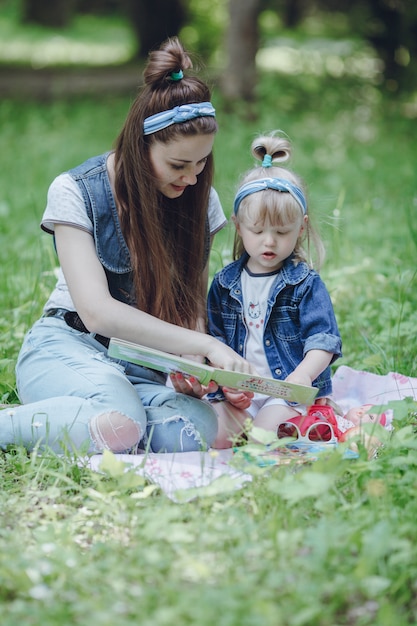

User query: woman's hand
[204,338,256,375]
[168,374,254,410]
[169,372,218,399]
[169,338,257,399]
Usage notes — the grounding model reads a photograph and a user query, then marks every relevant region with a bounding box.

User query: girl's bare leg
[211,401,251,449]
[252,404,300,440]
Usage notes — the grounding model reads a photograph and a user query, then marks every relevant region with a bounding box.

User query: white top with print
[241,266,279,378]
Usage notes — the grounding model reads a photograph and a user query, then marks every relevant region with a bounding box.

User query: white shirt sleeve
[42,176,226,237]
[41,178,227,312]
[41,173,93,235]
[208,187,227,235]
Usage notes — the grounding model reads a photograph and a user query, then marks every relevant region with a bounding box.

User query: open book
[108,338,318,405]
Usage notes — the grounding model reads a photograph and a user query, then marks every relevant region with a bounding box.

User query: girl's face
[149,134,215,198]
[234,207,307,274]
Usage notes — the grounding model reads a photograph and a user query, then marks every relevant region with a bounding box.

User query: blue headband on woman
[233,177,307,215]
[143,102,216,135]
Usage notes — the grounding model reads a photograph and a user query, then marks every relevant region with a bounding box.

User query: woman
[1,38,253,455]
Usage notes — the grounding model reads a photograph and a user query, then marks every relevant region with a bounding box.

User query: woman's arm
[195,252,210,333]
[54,225,254,373]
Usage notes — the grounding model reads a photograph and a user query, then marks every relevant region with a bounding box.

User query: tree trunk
[22,0,75,27]
[220,0,262,111]
[282,0,307,28]
[122,0,188,59]
[367,0,416,93]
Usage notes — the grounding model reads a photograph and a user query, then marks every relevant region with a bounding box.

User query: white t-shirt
[41,171,227,311]
[241,266,290,417]
[241,266,279,378]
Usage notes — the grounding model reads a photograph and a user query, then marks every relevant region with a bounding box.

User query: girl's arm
[288,273,342,387]
[54,225,255,374]
[285,349,333,387]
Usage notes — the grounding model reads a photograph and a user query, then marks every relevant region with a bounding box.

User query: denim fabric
[207,253,342,397]
[2,155,219,454]
[7,317,217,453]
[69,153,136,304]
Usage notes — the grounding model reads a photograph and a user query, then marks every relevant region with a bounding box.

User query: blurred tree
[221,0,416,102]
[266,0,308,28]
[19,0,417,93]
[22,0,75,27]
[267,0,417,92]
[362,0,417,92]
[122,0,189,58]
[77,0,119,12]
[304,0,417,92]
[220,0,262,111]
[21,0,189,58]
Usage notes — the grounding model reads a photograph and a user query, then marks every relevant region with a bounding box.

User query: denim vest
[68,152,210,307]
[207,253,342,397]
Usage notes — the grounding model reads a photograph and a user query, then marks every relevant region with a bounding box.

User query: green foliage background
[0,8,417,625]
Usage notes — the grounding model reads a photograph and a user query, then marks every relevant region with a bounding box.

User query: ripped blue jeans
[0,316,218,454]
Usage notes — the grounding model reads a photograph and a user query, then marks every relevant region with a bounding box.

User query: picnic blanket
[88,366,417,501]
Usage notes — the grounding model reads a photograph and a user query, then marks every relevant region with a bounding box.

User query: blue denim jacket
[207,253,342,397]
[69,153,135,305]
[68,153,211,306]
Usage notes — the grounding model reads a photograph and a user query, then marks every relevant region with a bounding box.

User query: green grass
[1,23,417,625]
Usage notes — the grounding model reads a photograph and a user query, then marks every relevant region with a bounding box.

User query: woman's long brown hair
[114,38,217,329]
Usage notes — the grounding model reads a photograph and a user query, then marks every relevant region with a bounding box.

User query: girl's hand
[222,387,254,410]
[285,350,333,389]
[285,371,312,388]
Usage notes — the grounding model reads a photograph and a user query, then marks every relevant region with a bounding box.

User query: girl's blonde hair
[233,131,325,269]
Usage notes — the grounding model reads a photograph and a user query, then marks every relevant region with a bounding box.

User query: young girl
[207,131,342,448]
[0,37,254,455]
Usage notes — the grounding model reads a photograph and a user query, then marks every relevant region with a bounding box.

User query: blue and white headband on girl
[233,150,307,216]
[233,178,307,216]
[143,102,216,135]
[233,178,307,215]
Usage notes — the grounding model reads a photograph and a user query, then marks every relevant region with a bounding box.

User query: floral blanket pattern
[88,366,417,501]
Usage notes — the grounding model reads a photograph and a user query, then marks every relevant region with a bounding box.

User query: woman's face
[149,133,215,198]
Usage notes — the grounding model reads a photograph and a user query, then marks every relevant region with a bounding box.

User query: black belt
[43,308,110,348]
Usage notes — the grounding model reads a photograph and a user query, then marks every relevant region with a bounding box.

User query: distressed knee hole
[90,410,141,453]
[147,414,207,452]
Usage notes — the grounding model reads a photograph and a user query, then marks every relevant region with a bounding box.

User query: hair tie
[170,70,183,81]
[262,154,272,168]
